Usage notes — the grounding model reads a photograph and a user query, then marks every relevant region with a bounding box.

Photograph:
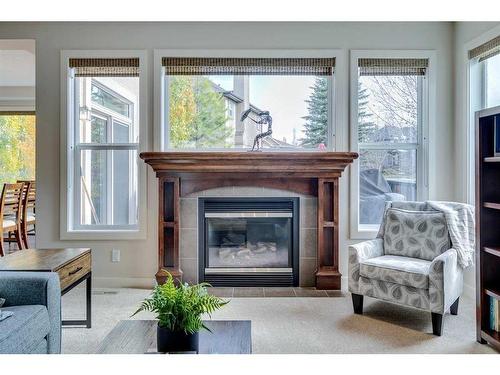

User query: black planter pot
[157,325,199,353]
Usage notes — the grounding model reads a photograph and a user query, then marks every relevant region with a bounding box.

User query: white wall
[0,22,456,288]
[0,39,35,111]
[453,22,500,298]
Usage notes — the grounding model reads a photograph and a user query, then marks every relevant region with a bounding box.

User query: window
[350,54,430,238]
[0,113,35,184]
[62,54,146,237]
[485,53,500,108]
[160,57,335,150]
[467,35,500,203]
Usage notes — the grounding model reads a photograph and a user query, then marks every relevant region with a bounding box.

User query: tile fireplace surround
[180,187,317,286]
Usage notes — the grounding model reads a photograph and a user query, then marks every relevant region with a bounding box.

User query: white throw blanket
[427,201,475,269]
[377,201,475,268]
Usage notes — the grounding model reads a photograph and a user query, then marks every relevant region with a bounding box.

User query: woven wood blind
[469,35,500,62]
[69,58,140,77]
[358,58,429,76]
[162,57,335,76]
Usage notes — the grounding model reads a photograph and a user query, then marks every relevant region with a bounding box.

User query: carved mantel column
[141,151,357,289]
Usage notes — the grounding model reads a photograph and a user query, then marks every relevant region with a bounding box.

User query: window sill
[350,228,379,241]
[60,229,146,241]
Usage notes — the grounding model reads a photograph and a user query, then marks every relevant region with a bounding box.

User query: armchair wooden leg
[450,298,459,315]
[352,293,364,314]
[431,312,443,336]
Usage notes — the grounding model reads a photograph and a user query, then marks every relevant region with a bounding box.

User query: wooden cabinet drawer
[58,253,91,291]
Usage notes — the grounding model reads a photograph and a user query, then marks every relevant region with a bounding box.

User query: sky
[209,75,316,145]
[359,74,418,138]
[487,54,500,108]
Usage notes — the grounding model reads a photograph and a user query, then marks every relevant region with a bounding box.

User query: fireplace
[198,198,299,287]
[141,151,357,289]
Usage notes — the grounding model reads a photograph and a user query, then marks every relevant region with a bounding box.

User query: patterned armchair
[348,202,464,336]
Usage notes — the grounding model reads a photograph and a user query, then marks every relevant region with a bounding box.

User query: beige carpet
[61,286,496,354]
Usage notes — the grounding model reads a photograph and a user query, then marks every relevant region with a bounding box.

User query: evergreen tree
[358,81,376,143]
[190,77,232,148]
[300,77,328,148]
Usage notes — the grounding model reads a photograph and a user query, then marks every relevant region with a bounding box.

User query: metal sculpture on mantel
[240,108,272,151]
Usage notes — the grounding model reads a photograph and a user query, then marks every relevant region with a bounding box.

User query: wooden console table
[0,248,92,328]
[141,152,357,290]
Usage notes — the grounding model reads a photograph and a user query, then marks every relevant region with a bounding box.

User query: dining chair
[0,183,24,256]
[17,180,36,249]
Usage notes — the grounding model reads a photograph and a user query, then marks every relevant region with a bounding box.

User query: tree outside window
[0,114,35,184]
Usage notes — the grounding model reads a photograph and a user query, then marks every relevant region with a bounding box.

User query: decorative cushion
[388,201,433,212]
[360,255,431,289]
[0,298,5,307]
[383,208,451,261]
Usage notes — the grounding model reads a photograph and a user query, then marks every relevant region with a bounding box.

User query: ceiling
[0,39,35,87]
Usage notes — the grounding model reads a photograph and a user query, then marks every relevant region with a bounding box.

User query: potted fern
[132,273,227,353]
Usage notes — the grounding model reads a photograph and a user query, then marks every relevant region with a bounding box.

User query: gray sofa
[0,272,61,354]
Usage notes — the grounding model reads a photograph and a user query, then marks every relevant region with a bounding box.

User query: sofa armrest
[348,238,384,293]
[429,249,463,314]
[0,272,61,354]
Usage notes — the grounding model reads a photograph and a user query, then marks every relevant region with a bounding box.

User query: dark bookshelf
[483,246,500,258]
[476,106,500,352]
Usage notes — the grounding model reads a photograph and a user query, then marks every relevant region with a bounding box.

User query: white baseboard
[341,275,349,292]
[463,282,475,301]
[92,277,156,289]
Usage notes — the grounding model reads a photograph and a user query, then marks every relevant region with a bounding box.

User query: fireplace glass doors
[199,198,299,287]
[207,215,291,268]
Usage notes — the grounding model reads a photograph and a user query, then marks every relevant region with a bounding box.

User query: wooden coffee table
[97,320,252,354]
[0,248,92,328]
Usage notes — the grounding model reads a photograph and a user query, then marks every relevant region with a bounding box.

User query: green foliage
[168,76,232,148]
[190,77,233,148]
[168,76,196,148]
[132,273,228,334]
[0,115,36,184]
[300,77,328,148]
[300,78,376,148]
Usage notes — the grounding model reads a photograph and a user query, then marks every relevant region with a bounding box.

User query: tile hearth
[208,287,345,298]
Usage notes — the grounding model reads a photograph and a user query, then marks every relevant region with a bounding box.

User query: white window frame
[349,50,434,239]
[467,57,486,205]
[60,50,148,240]
[74,79,136,229]
[153,49,345,152]
[465,26,500,205]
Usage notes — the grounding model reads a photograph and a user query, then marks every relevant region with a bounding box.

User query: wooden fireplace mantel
[140,151,358,290]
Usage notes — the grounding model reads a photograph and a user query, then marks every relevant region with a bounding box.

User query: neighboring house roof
[211,82,262,113]
[261,137,297,149]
